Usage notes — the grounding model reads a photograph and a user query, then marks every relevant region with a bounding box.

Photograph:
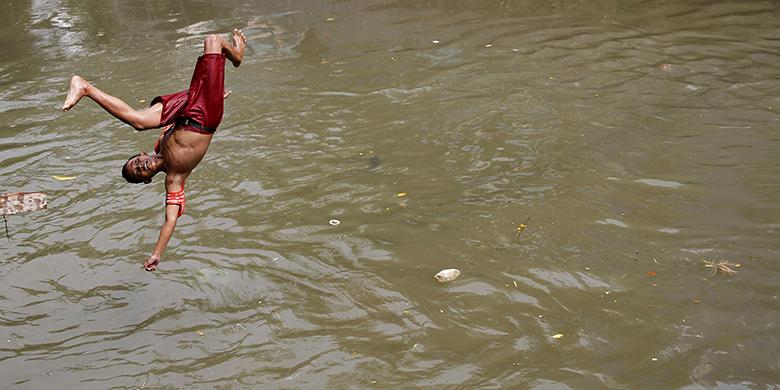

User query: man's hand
[144,203,181,272]
[144,254,161,271]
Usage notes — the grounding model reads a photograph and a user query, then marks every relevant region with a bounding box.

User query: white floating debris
[635,178,683,189]
[596,218,628,228]
[552,333,564,339]
[1,192,48,215]
[434,268,461,282]
[329,219,341,226]
[432,40,440,44]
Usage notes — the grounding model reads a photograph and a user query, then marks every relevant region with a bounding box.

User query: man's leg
[61,76,162,130]
[205,29,246,67]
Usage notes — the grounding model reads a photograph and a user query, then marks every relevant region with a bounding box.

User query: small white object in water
[635,178,683,189]
[434,268,461,282]
[596,218,628,228]
[432,40,440,44]
[329,219,341,226]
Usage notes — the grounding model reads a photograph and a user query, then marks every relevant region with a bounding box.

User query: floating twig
[704,260,740,276]
[3,215,8,242]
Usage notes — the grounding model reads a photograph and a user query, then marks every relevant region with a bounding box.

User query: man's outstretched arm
[143,204,180,271]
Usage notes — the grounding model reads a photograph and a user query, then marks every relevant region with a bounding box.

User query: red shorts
[150,53,226,132]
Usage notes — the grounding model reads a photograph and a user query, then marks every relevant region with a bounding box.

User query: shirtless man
[61,29,247,271]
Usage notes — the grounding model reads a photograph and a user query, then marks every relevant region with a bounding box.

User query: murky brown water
[1,0,779,388]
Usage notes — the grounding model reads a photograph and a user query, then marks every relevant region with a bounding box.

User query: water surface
[1,0,779,388]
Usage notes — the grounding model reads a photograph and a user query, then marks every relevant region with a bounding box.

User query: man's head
[121,152,162,184]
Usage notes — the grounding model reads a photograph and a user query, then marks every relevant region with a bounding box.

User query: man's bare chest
[160,128,213,173]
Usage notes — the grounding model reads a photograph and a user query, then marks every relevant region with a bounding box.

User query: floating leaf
[552,333,564,339]
[646,271,657,276]
[396,192,407,198]
[434,268,460,282]
[53,175,77,181]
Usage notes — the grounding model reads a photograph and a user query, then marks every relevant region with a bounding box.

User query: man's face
[124,152,158,183]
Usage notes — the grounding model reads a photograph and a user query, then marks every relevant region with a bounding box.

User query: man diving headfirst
[61,29,247,271]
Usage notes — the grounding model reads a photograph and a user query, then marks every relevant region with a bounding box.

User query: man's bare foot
[62,75,90,111]
[230,29,247,68]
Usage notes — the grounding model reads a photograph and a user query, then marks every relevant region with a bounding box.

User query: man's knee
[204,34,223,53]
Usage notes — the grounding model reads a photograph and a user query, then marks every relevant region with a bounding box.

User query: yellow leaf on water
[396,192,407,198]
[552,333,564,339]
[53,175,77,181]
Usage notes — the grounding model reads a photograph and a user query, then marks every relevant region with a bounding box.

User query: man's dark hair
[121,153,145,184]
